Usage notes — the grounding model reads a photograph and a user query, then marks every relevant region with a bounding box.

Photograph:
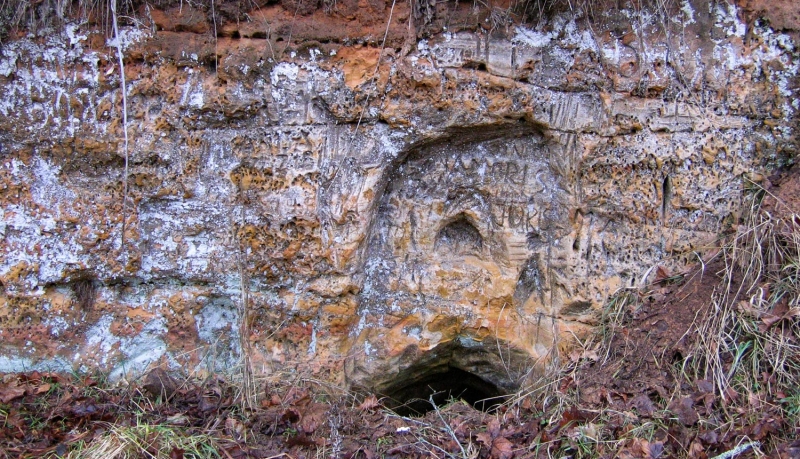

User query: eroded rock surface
[0,0,797,393]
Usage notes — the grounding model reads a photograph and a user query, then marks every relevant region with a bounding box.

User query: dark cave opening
[382,367,508,416]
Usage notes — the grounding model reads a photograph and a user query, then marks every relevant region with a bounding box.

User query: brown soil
[763,166,800,216]
[577,260,723,408]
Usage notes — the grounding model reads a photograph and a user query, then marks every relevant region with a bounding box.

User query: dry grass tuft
[62,423,225,458]
[693,182,800,427]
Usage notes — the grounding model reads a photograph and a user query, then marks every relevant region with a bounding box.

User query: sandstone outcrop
[0,0,797,401]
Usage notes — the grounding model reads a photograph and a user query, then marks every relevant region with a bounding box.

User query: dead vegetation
[0,0,137,37]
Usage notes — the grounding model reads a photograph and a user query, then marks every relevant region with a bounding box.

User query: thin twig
[710,441,760,459]
[429,394,467,459]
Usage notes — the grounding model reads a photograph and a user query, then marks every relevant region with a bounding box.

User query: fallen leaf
[166,413,189,425]
[358,394,380,412]
[71,402,101,417]
[695,379,714,394]
[569,348,599,362]
[559,407,593,429]
[476,431,492,446]
[285,431,316,448]
[722,386,739,405]
[221,444,249,458]
[169,447,185,459]
[0,383,26,403]
[759,300,799,331]
[688,441,706,459]
[629,438,664,459]
[737,300,761,318]
[35,383,51,395]
[698,430,718,445]
[618,438,650,459]
[490,437,514,459]
[747,391,764,409]
[750,417,781,440]
[579,422,599,440]
[760,313,784,329]
[633,438,651,456]
[225,417,245,440]
[301,403,327,434]
[198,394,218,412]
[648,441,665,459]
[630,394,655,417]
[143,368,178,400]
[487,418,501,438]
[669,397,699,426]
[699,392,715,413]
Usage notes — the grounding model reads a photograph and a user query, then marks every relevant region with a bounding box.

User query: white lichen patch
[108,318,168,380]
[0,157,92,287]
[83,314,169,379]
[0,354,72,373]
[270,62,300,102]
[513,26,556,48]
[194,297,241,371]
[105,26,150,52]
[712,1,746,38]
[679,0,696,25]
[0,23,102,137]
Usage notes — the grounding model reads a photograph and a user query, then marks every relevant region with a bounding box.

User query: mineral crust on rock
[0,0,797,396]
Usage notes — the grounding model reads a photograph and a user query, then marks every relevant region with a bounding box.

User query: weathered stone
[0,0,797,396]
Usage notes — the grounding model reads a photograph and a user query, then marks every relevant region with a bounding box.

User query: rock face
[0,0,797,398]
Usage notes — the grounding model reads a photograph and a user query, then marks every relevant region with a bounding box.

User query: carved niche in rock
[349,128,577,398]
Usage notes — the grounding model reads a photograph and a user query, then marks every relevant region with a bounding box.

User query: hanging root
[109,0,130,251]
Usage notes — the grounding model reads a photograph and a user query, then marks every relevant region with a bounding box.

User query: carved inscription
[390,137,561,236]
[488,199,541,232]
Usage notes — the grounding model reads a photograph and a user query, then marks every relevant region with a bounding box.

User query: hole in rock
[513,257,543,306]
[662,174,672,219]
[382,367,508,416]
[562,300,592,316]
[435,215,483,255]
[359,339,531,417]
[71,278,97,310]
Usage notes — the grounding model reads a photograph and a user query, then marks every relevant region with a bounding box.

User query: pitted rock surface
[0,0,797,389]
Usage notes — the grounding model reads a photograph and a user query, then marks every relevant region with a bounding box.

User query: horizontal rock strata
[0,0,797,391]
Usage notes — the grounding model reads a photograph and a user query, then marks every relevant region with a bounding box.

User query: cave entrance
[382,366,508,416]
[372,339,524,416]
